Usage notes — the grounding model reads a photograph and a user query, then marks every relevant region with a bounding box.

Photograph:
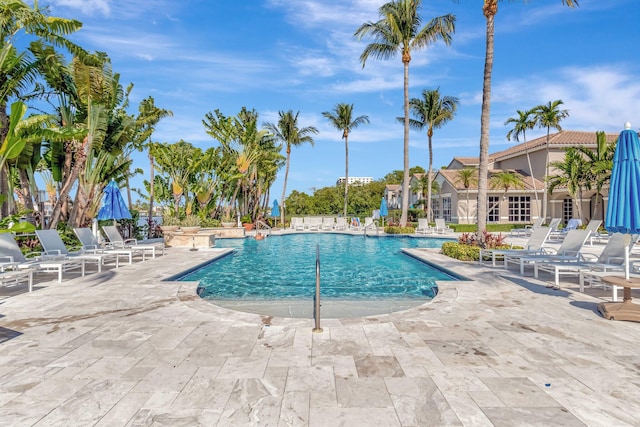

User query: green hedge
[385,226,416,234]
[441,242,481,261]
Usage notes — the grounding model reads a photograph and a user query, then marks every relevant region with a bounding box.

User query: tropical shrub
[441,231,516,261]
[441,241,480,261]
[385,226,415,234]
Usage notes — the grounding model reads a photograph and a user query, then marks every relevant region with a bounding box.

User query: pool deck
[1,234,640,426]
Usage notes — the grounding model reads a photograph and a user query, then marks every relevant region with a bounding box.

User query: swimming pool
[180,234,457,301]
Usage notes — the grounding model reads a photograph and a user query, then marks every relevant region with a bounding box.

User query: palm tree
[548,148,589,221]
[0,1,89,215]
[455,167,478,224]
[132,97,173,237]
[407,88,458,222]
[322,103,369,217]
[355,0,455,226]
[469,0,579,244]
[505,109,538,218]
[576,131,615,220]
[264,110,318,225]
[533,99,570,220]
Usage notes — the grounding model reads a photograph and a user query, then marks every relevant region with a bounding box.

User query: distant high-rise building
[336,176,373,186]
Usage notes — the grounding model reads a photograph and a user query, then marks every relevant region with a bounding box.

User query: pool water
[181,234,456,301]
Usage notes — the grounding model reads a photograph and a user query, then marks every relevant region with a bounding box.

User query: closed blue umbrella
[271,199,280,227]
[97,179,132,222]
[605,123,640,235]
[379,198,388,226]
[600,122,640,321]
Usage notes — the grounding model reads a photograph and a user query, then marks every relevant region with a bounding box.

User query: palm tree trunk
[543,128,551,221]
[0,104,9,217]
[126,175,132,209]
[147,153,155,238]
[466,190,470,224]
[343,136,349,217]
[280,148,291,225]
[427,132,433,222]
[400,59,410,227]
[477,8,495,245]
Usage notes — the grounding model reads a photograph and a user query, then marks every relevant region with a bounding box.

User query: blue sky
[40,0,640,201]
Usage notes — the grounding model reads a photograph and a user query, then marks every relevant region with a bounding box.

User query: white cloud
[49,0,111,16]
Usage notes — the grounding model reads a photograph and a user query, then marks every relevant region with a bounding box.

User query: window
[431,198,440,219]
[508,196,531,222]
[563,198,573,225]
[442,197,452,222]
[487,196,500,222]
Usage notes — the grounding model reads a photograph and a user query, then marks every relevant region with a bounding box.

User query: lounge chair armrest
[24,251,43,260]
[580,253,598,262]
[42,254,66,260]
[0,256,14,263]
[606,256,625,264]
[123,238,138,244]
[45,249,63,256]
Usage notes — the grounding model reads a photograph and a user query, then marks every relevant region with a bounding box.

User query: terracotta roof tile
[437,168,544,191]
[493,130,618,160]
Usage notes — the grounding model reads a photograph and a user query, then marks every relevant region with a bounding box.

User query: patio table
[598,276,640,322]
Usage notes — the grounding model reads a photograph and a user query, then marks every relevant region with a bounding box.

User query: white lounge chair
[545,218,561,239]
[322,217,335,230]
[535,233,632,288]
[0,233,85,283]
[334,217,348,231]
[549,218,582,241]
[434,218,453,234]
[304,217,321,231]
[290,217,304,231]
[74,228,134,264]
[504,229,591,275]
[510,217,544,237]
[0,268,33,292]
[102,226,164,260]
[36,229,121,273]
[415,218,432,235]
[479,226,551,267]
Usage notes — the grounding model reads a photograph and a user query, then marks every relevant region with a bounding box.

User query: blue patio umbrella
[379,198,388,226]
[599,123,640,322]
[605,123,640,235]
[271,199,280,227]
[97,179,132,222]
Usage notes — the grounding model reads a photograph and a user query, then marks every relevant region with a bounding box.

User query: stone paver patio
[1,235,640,426]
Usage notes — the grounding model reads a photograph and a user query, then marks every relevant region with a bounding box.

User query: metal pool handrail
[363,220,379,236]
[255,220,271,236]
[313,243,323,333]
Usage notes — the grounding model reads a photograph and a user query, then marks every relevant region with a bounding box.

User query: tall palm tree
[407,87,458,222]
[505,109,538,218]
[355,0,455,226]
[548,147,589,221]
[132,97,173,236]
[264,110,318,225]
[455,167,478,224]
[575,131,615,220]
[469,0,579,245]
[533,99,570,220]
[322,103,369,217]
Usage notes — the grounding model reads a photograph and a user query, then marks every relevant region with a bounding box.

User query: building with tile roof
[401,130,619,225]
